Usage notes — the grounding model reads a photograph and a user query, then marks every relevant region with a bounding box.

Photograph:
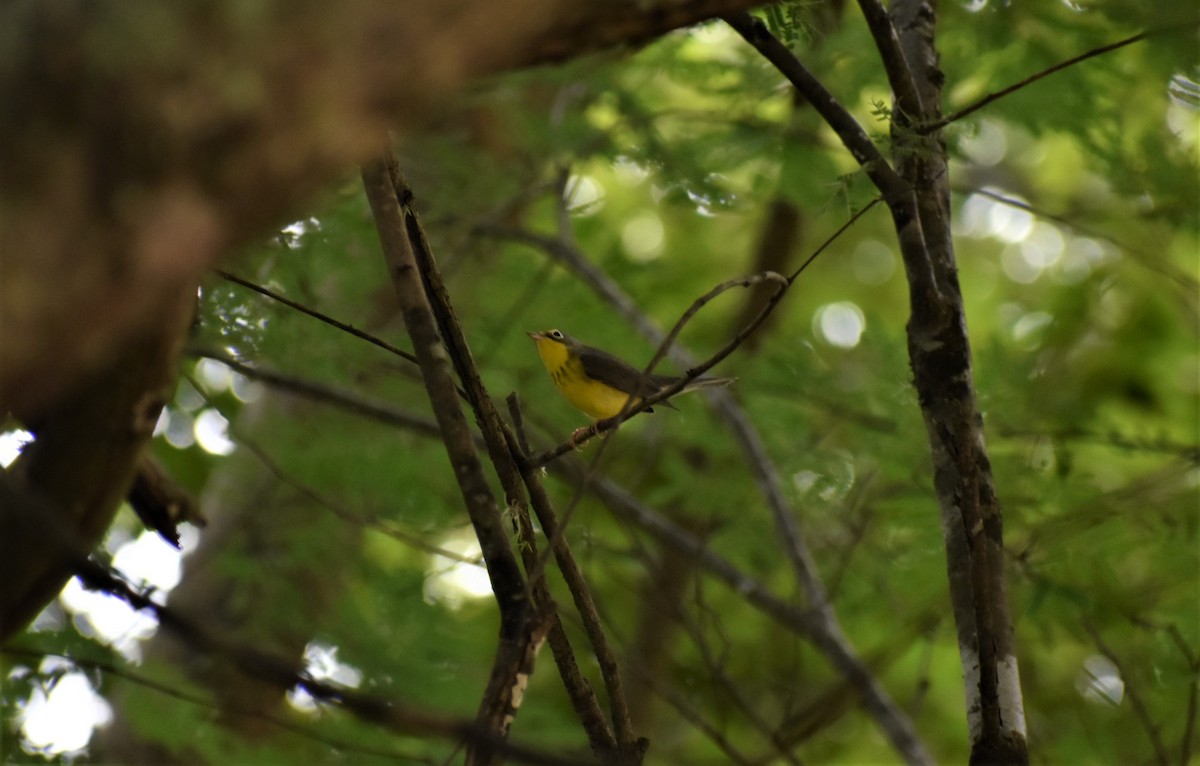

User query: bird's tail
[680,375,736,392]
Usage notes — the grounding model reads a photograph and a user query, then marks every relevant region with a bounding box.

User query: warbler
[527,329,734,427]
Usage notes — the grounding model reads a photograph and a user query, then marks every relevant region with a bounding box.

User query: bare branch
[215,269,419,365]
[387,163,640,761]
[362,157,532,758]
[189,350,443,435]
[854,0,926,122]
[926,29,1155,133]
[723,12,908,202]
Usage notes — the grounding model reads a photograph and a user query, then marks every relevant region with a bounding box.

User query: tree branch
[0,477,588,766]
[214,270,419,365]
[382,161,641,762]
[925,29,1158,133]
[362,157,532,758]
[854,0,926,123]
[0,289,193,642]
[494,194,931,764]
[890,0,1028,760]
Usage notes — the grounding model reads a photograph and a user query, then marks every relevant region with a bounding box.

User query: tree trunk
[888,1,1029,761]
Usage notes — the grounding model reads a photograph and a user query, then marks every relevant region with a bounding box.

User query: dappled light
[2,3,1195,765]
[813,301,866,348]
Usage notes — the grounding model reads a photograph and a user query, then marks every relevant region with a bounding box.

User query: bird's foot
[569,426,591,449]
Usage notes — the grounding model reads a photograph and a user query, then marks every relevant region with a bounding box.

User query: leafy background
[3,2,1197,764]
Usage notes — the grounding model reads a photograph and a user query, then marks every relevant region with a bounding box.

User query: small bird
[527,329,734,437]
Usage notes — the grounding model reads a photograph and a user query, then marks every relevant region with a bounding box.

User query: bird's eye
[550,330,564,339]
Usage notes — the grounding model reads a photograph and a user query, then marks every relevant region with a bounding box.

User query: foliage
[5,3,1197,765]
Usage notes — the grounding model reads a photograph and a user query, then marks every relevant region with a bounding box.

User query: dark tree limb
[0,480,591,766]
[726,6,1029,762]
[373,158,643,764]
[0,288,194,642]
[888,1,1028,760]
[362,158,532,760]
[722,12,941,313]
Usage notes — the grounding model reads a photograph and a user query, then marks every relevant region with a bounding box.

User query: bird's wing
[577,346,663,398]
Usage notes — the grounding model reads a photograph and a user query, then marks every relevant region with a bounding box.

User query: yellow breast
[533,338,638,420]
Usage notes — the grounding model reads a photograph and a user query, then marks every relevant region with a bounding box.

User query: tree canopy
[2,1,1197,765]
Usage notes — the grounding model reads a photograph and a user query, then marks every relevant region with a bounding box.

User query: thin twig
[188,349,444,435]
[215,269,419,365]
[925,29,1155,133]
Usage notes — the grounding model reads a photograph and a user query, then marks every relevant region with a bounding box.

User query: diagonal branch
[214,270,419,365]
[384,161,641,762]
[924,28,1162,133]
[362,158,533,760]
[854,0,926,123]
[722,12,941,309]
[723,12,908,202]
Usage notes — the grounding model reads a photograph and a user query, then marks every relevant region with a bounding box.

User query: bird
[527,329,734,439]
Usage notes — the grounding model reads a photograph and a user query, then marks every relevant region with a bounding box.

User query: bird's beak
[526,331,543,341]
